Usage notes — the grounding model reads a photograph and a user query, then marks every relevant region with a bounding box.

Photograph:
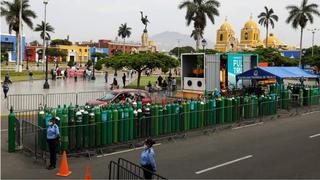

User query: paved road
[1,109,320,179]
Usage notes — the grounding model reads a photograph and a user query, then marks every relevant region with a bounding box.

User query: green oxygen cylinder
[95,107,102,146]
[166,104,172,134]
[244,96,249,119]
[44,112,52,151]
[212,98,217,125]
[137,108,143,138]
[186,101,191,130]
[56,105,63,126]
[150,105,155,136]
[154,105,159,136]
[107,109,113,144]
[199,101,205,128]
[205,100,210,126]
[89,111,95,148]
[112,108,119,143]
[38,110,46,151]
[137,101,143,109]
[144,105,151,137]
[128,107,134,140]
[68,104,76,151]
[8,108,16,153]
[190,101,195,129]
[171,103,177,133]
[118,108,124,142]
[162,105,167,134]
[174,103,180,132]
[232,98,237,122]
[220,97,225,124]
[182,102,188,131]
[75,110,83,150]
[158,106,164,135]
[61,107,69,151]
[101,109,107,146]
[124,107,129,142]
[82,111,89,148]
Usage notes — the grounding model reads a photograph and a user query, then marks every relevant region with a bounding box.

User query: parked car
[86,89,152,106]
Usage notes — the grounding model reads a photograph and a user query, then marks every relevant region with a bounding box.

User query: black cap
[145,138,155,147]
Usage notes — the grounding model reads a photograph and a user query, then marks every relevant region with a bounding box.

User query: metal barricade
[108,158,166,180]
[77,91,106,105]
[7,94,44,111]
[46,92,77,108]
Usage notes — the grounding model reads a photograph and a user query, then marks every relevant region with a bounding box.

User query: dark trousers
[141,164,154,179]
[3,90,8,98]
[47,139,57,167]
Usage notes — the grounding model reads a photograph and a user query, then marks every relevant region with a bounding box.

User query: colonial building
[1,33,26,62]
[215,16,296,52]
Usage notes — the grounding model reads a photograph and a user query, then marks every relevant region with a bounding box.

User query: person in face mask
[140,138,156,179]
[46,117,60,170]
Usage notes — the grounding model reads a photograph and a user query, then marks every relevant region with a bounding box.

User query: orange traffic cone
[56,151,72,177]
[84,167,92,180]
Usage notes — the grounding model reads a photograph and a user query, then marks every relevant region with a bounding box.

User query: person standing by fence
[47,118,60,170]
[28,71,33,81]
[140,138,157,179]
[105,71,108,83]
[2,82,9,99]
[122,73,126,87]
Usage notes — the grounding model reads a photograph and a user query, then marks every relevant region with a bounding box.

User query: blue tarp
[236,67,319,82]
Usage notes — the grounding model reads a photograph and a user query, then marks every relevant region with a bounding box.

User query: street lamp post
[91,57,96,80]
[201,39,207,53]
[43,0,49,89]
[307,28,319,57]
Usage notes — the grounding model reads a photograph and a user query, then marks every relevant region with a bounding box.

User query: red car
[86,89,152,106]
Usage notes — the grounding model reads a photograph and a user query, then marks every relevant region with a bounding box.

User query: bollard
[82,111,89,148]
[8,107,16,153]
[101,109,107,146]
[89,112,95,148]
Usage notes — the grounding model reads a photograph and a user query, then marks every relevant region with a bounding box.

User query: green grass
[127,75,181,89]
[1,70,45,82]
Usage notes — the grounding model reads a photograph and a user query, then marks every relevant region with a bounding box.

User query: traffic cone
[56,151,72,177]
[84,167,92,180]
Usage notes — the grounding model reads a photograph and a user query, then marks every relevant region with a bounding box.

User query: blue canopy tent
[236,67,319,84]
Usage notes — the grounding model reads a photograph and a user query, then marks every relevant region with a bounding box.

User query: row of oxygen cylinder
[37,95,279,152]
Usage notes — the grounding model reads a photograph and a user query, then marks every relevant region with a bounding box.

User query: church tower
[215,18,239,52]
[239,15,263,49]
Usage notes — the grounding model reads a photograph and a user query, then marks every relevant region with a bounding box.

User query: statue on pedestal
[140,11,150,32]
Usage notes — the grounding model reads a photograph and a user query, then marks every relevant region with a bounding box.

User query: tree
[303,45,320,71]
[91,52,107,70]
[179,0,220,50]
[29,40,39,46]
[34,21,55,40]
[286,0,320,66]
[1,0,37,70]
[258,6,279,48]
[91,52,107,60]
[170,46,195,57]
[104,53,179,87]
[50,39,72,46]
[118,23,132,53]
[46,48,67,64]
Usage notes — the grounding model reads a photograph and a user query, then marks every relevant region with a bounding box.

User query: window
[84,49,87,52]
[244,32,248,40]
[220,34,223,41]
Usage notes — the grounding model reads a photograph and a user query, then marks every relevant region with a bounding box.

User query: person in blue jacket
[140,138,156,179]
[47,117,60,170]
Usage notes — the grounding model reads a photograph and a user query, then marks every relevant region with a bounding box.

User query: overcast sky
[1,0,319,48]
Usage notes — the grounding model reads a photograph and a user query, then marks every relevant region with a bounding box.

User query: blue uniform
[47,124,60,140]
[140,147,156,172]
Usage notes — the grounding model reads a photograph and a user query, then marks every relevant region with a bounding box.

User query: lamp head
[43,0,48,5]
[201,39,207,47]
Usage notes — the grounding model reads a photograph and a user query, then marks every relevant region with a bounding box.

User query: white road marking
[232,122,264,130]
[309,133,320,139]
[195,155,253,175]
[96,143,161,158]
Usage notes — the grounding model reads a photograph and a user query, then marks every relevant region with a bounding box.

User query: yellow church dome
[220,21,233,31]
[263,33,282,45]
[244,19,258,29]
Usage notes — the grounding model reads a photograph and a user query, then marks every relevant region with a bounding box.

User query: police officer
[47,117,60,170]
[140,138,156,179]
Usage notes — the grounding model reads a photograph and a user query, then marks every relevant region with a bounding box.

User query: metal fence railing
[7,91,107,112]
[108,158,166,180]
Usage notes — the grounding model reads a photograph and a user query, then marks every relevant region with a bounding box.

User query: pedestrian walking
[2,82,9,98]
[29,71,33,81]
[4,73,12,84]
[83,69,86,80]
[64,69,68,79]
[122,73,126,87]
[140,138,156,179]
[46,117,60,170]
[157,75,163,87]
[105,71,108,83]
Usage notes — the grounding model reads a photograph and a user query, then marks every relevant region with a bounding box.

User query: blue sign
[228,54,243,87]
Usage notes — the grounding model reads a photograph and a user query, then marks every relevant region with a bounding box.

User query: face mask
[49,122,53,126]
[144,144,148,149]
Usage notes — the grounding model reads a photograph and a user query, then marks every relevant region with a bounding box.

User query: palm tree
[179,0,220,50]
[1,0,37,70]
[286,0,320,67]
[34,21,55,40]
[258,6,279,48]
[191,28,203,42]
[118,23,132,53]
